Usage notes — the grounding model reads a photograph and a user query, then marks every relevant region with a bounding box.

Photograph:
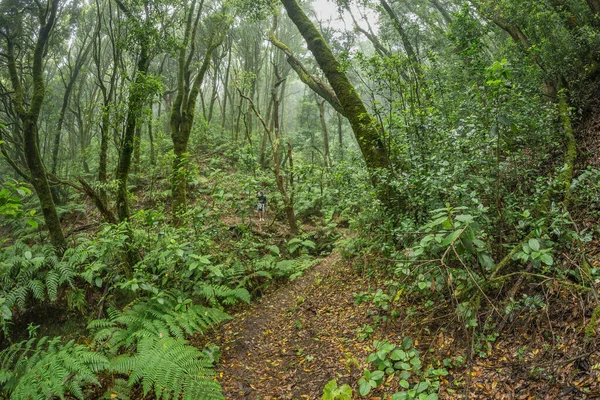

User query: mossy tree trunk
[3,0,66,253]
[271,75,298,234]
[170,0,227,224]
[115,45,151,222]
[279,0,391,190]
[93,0,119,205]
[428,0,453,25]
[378,0,424,81]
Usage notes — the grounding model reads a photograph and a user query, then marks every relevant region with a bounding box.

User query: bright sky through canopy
[311,0,378,31]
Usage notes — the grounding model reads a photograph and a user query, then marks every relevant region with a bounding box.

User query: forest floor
[206,249,375,399]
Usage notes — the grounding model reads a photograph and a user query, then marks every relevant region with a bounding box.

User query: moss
[585,306,600,337]
[557,90,577,207]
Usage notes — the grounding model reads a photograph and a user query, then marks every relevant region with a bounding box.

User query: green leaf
[390,349,406,361]
[266,245,280,256]
[430,216,449,227]
[415,381,430,393]
[27,219,38,229]
[399,362,411,370]
[302,240,316,249]
[400,379,410,389]
[540,253,553,266]
[1,305,12,320]
[359,380,372,396]
[528,238,540,252]
[478,254,495,269]
[371,370,384,382]
[338,384,352,399]
[441,229,462,247]
[402,336,413,350]
[455,214,474,224]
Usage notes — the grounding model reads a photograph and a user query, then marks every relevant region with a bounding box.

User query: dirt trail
[213,251,372,399]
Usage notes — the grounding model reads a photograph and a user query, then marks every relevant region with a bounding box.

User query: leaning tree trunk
[3,0,66,253]
[279,0,391,190]
[23,117,66,251]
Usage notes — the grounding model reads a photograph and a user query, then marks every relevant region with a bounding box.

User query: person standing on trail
[257,191,267,222]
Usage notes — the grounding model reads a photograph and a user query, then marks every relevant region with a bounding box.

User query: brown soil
[212,251,374,399]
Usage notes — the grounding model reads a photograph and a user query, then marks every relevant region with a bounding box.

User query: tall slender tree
[1,0,66,252]
[169,1,229,223]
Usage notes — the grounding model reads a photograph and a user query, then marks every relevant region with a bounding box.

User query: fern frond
[89,298,230,354]
[112,336,224,400]
[195,284,251,305]
[0,336,109,399]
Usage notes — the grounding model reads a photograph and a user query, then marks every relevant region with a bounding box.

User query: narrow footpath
[212,251,374,399]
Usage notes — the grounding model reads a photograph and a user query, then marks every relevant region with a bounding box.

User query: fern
[88,297,229,399]
[0,241,75,331]
[89,297,231,354]
[112,336,224,400]
[0,336,109,399]
[195,283,251,306]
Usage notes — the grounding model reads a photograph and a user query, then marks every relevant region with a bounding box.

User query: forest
[1,0,600,398]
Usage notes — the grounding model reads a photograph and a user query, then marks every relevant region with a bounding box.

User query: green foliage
[322,379,352,400]
[359,338,447,399]
[513,237,554,267]
[111,336,223,400]
[0,181,38,229]
[250,253,319,284]
[88,297,228,399]
[89,297,230,354]
[196,283,251,306]
[358,368,385,396]
[287,237,316,255]
[0,336,109,399]
[0,241,75,334]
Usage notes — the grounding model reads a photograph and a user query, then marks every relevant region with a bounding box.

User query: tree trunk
[238,69,298,235]
[279,0,391,187]
[337,113,344,160]
[170,1,227,222]
[318,99,331,167]
[3,0,66,253]
[148,117,155,166]
[429,0,453,25]
[133,123,142,173]
[271,74,298,234]
[379,0,427,88]
[50,40,91,175]
[587,0,600,15]
[24,117,66,251]
[116,46,150,222]
[98,102,110,204]
[221,37,232,132]
[259,98,273,168]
